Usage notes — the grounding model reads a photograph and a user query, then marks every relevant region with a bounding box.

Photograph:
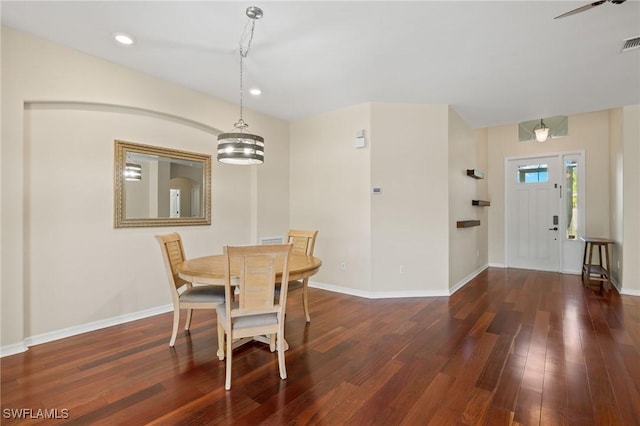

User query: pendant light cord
[235,18,257,129]
[240,18,257,59]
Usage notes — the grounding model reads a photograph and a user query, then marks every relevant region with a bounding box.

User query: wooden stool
[580,237,615,292]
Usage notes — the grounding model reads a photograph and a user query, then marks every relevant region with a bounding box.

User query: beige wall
[609,108,624,284]
[290,104,372,293]
[1,27,289,351]
[448,109,489,290]
[487,110,612,268]
[290,103,489,296]
[371,103,450,294]
[474,128,490,272]
[622,105,640,294]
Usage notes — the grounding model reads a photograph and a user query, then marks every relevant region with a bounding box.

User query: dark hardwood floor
[2,268,640,425]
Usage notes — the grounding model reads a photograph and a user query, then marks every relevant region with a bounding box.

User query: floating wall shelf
[466,169,485,179]
[472,200,491,206]
[457,220,481,228]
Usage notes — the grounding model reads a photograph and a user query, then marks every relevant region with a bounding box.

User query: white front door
[507,156,561,271]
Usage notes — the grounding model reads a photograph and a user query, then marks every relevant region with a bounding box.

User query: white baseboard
[0,341,29,358]
[309,281,450,299]
[310,265,488,299]
[1,304,172,358]
[620,288,640,296]
[450,264,488,295]
[488,262,507,268]
[308,281,373,298]
[611,276,640,296]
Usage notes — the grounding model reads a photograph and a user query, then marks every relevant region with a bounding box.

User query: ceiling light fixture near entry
[518,116,568,142]
[533,119,551,142]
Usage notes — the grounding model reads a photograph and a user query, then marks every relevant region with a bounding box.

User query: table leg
[595,244,607,290]
[586,243,594,287]
[581,241,588,282]
[598,245,603,269]
[604,245,612,292]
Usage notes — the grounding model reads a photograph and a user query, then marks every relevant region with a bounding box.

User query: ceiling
[2,1,639,128]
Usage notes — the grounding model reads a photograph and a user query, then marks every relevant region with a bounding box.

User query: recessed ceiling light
[113,32,135,46]
[249,88,262,96]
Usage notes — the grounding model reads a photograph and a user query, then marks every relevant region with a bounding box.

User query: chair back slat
[156,233,189,289]
[287,229,318,256]
[240,253,277,310]
[224,244,292,313]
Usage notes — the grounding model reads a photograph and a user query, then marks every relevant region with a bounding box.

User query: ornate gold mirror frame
[114,140,211,228]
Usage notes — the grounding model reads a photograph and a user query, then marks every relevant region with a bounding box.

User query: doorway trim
[504,150,585,273]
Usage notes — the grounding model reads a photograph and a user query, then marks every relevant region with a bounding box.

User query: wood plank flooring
[2,268,640,425]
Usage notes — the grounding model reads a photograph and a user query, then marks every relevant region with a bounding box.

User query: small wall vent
[622,36,640,52]
[260,236,284,245]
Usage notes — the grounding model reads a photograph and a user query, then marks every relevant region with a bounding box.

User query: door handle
[549,227,558,231]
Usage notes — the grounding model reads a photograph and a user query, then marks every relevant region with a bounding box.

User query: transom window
[517,164,548,183]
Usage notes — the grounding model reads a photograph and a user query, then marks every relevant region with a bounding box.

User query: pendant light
[217,6,265,165]
[124,162,142,181]
[533,119,550,142]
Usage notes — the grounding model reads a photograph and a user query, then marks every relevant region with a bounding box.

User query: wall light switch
[372,187,381,194]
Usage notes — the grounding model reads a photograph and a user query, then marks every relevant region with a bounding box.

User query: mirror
[114,140,211,228]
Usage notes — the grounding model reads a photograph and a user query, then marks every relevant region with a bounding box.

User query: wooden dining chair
[286,229,318,322]
[155,233,225,347]
[217,243,292,390]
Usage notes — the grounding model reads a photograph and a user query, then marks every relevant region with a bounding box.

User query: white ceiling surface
[1,1,639,128]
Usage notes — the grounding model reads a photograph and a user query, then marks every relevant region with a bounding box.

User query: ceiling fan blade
[554,0,607,19]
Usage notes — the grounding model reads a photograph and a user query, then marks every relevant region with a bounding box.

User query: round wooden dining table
[177,252,322,285]
[177,252,322,354]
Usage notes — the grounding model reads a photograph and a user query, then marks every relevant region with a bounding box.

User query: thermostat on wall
[355,129,366,148]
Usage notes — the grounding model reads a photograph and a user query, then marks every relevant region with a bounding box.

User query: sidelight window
[565,159,578,240]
